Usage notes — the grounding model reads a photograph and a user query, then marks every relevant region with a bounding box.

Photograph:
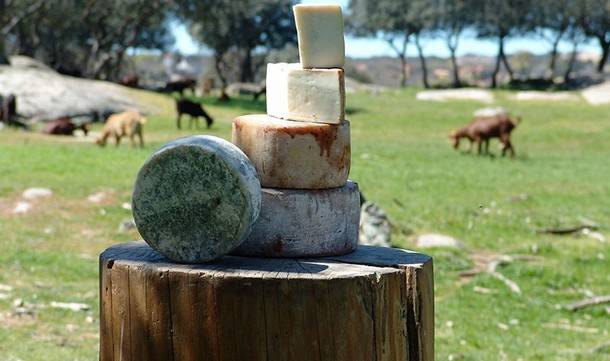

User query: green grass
[0,89,609,360]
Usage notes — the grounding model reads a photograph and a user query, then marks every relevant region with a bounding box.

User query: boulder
[359,201,392,247]
[0,57,150,122]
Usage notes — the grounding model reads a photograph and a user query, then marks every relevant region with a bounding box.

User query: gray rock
[117,218,137,233]
[359,202,391,247]
[132,136,261,263]
[233,181,360,258]
[22,187,53,200]
[0,59,152,122]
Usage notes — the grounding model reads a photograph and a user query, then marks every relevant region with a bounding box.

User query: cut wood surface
[99,241,434,361]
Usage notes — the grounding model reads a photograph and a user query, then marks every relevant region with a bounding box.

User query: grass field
[0,89,609,360]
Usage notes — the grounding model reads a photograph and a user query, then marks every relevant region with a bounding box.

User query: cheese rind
[293,4,345,68]
[132,135,261,263]
[232,114,350,189]
[266,63,345,124]
[232,181,360,257]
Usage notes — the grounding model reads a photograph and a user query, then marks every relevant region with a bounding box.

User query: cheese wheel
[132,136,261,263]
[232,181,360,257]
[232,114,350,189]
[293,4,345,68]
[266,63,345,124]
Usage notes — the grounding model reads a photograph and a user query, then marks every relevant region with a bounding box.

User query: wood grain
[100,242,434,361]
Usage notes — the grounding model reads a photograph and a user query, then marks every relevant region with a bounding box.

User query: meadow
[0,89,609,360]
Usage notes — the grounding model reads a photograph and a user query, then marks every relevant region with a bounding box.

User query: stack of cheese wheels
[232,4,359,258]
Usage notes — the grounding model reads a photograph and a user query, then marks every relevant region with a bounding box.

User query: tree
[474,0,531,87]
[408,1,437,88]
[529,0,578,80]
[2,0,173,79]
[579,0,610,73]
[435,0,476,87]
[349,0,425,88]
[0,0,44,63]
[177,0,297,94]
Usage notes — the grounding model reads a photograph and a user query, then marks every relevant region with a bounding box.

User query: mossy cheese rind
[132,135,261,263]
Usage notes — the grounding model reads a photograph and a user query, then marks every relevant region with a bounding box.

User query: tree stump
[99,242,434,361]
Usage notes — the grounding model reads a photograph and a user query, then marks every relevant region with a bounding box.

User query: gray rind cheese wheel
[132,135,261,263]
[232,114,350,189]
[232,181,360,257]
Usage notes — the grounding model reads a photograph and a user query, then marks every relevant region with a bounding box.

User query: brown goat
[96,110,146,148]
[450,114,520,157]
[43,117,90,136]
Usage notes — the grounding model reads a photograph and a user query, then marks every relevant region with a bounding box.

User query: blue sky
[172,0,601,58]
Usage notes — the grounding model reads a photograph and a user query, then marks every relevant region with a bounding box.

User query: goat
[450,114,520,157]
[42,117,89,136]
[176,99,214,129]
[96,110,146,148]
[164,79,196,95]
[120,75,139,88]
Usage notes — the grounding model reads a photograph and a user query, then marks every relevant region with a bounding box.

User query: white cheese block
[232,114,350,189]
[232,181,360,257]
[293,4,345,68]
[266,63,345,124]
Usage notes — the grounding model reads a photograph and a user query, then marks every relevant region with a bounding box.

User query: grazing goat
[450,114,520,157]
[42,117,89,136]
[96,110,146,148]
[176,99,214,129]
[164,79,197,95]
[120,75,139,88]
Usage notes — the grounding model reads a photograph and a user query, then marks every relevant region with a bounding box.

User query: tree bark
[399,54,408,87]
[596,35,610,73]
[414,33,430,89]
[548,31,564,80]
[501,48,514,81]
[240,48,254,82]
[564,39,579,82]
[100,242,435,361]
[386,33,410,88]
[214,51,231,101]
[491,37,504,88]
[0,41,7,64]
[447,31,462,88]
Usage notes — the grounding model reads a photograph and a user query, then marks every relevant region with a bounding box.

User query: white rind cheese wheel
[293,4,345,68]
[232,114,350,189]
[266,63,345,124]
[232,181,360,257]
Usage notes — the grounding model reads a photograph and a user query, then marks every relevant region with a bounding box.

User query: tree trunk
[447,31,462,88]
[0,40,7,65]
[100,241,435,361]
[399,54,408,87]
[386,34,410,88]
[564,39,579,82]
[240,48,254,83]
[548,32,563,80]
[501,49,514,81]
[414,33,430,89]
[214,52,231,101]
[491,37,504,88]
[596,35,610,73]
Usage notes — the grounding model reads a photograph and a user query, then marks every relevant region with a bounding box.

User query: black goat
[176,99,214,129]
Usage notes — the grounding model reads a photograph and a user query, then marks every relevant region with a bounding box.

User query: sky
[172,0,601,58]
